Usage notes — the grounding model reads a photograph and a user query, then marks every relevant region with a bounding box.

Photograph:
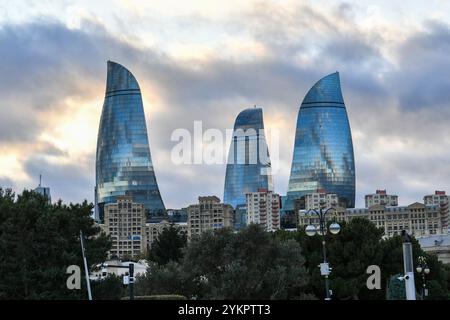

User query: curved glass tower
[95,61,165,221]
[285,72,355,210]
[223,107,273,208]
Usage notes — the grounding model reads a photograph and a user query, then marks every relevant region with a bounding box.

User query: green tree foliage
[276,218,450,300]
[0,188,111,299]
[149,224,187,265]
[91,274,126,300]
[381,235,450,300]
[135,261,195,298]
[136,224,312,299]
[275,218,385,299]
[387,274,406,300]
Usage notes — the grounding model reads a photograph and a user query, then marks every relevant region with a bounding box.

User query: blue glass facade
[95,61,165,221]
[285,72,355,210]
[223,107,273,208]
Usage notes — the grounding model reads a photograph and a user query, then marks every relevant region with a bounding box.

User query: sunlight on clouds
[39,96,100,160]
[165,42,216,62]
[166,37,269,62]
[221,37,270,61]
[117,0,254,18]
[65,5,104,30]
[0,152,28,182]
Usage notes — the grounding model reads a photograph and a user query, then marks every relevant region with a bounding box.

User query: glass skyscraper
[285,72,355,210]
[95,61,165,221]
[223,107,273,208]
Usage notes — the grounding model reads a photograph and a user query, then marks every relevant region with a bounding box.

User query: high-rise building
[223,107,273,208]
[365,189,398,208]
[34,174,51,203]
[95,61,165,222]
[424,191,449,231]
[187,196,234,241]
[285,72,355,211]
[234,204,248,231]
[295,188,340,211]
[101,196,147,259]
[245,188,281,232]
[424,191,449,205]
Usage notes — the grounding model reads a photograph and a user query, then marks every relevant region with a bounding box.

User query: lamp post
[305,206,340,300]
[416,256,430,300]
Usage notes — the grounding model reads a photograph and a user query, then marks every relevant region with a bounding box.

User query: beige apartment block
[102,196,147,259]
[187,196,234,241]
[299,202,447,238]
[298,206,347,227]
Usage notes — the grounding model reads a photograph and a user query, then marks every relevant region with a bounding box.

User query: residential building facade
[295,189,339,210]
[102,196,147,259]
[299,202,448,238]
[245,189,281,232]
[365,189,398,208]
[424,191,449,231]
[187,196,234,240]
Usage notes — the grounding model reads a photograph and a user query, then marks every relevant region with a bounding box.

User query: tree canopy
[0,188,111,299]
[136,224,312,299]
[276,217,450,300]
[148,223,187,265]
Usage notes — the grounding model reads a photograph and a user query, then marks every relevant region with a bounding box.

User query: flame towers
[223,107,273,208]
[95,61,165,221]
[285,72,355,210]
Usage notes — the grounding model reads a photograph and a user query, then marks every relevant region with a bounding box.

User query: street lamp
[304,206,340,300]
[416,256,430,299]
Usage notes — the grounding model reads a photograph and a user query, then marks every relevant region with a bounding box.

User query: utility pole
[129,263,134,300]
[401,230,416,300]
[80,230,93,300]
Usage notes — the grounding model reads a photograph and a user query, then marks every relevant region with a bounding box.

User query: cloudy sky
[1,0,450,208]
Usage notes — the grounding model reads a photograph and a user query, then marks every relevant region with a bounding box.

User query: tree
[276,218,385,300]
[381,235,450,300]
[282,218,450,300]
[326,218,385,300]
[137,224,312,299]
[91,274,125,300]
[134,261,194,298]
[149,224,187,265]
[0,189,111,299]
[387,274,406,300]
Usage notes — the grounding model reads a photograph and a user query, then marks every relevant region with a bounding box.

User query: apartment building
[187,196,234,241]
[245,189,281,232]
